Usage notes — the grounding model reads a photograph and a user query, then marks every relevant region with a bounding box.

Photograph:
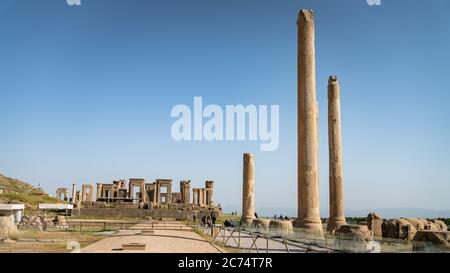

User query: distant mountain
[222,205,298,218]
[222,205,450,219]
[0,173,58,210]
[344,208,450,219]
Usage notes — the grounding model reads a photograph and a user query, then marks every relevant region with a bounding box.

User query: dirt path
[81,221,224,253]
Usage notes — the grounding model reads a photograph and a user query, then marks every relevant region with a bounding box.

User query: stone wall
[74,207,222,220]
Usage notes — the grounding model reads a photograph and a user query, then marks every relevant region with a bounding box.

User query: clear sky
[1,0,450,214]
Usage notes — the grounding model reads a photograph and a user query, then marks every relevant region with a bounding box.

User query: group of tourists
[274,214,290,220]
[193,212,216,227]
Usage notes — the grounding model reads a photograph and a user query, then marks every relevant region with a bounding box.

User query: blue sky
[1,0,450,215]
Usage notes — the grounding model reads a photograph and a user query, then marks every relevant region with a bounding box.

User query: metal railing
[190,223,445,253]
[66,221,135,232]
[129,221,193,231]
[192,224,345,253]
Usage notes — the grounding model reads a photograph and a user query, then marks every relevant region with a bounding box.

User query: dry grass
[0,230,107,253]
[0,242,69,253]
[217,214,240,224]
[12,230,105,241]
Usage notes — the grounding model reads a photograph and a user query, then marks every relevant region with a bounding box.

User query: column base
[326,218,347,233]
[240,217,255,227]
[293,218,324,238]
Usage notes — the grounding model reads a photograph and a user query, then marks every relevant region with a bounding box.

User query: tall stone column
[167,181,172,204]
[199,189,205,206]
[187,186,191,204]
[209,189,214,206]
[96,183,102,201]
[181,181,191,205]
[242,153,255,225]
[140,182,146,203]
[206,181,214,206]
[87,184,94,202]
[156,182,160,204]
[295,9,323,233]
[327,76,346,232]
[81,185,86,202]
[71,184,76,204]
[152,185,157,204]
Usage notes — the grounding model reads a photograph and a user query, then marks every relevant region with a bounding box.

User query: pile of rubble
[365,212,450,247]
[19,214,68,231]
[335,213,449,252]
[381,218,447,240]
[19,215,45,231]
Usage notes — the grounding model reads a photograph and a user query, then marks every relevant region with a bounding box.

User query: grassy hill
[0,173,59,211]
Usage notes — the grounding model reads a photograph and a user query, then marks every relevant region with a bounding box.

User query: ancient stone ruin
[241,153,255,226]
[377,215,448,245]
[56,178,221,220]
[327,76,347,232]
[55,187,69,202]
[295,9,323,235]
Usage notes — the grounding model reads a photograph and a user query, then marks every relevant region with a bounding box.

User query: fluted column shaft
[242,153,255,225]
[296,9,322,232]
[327,76,346,232]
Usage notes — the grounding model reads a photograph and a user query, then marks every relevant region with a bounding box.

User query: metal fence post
[238,228,241,252]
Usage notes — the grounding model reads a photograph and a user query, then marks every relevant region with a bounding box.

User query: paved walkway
[81,221,224,253]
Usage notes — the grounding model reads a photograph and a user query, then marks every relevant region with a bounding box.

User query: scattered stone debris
[19,215,44,231]
[381,217,448,241]
[413,230,449,246]
[337,224,372,241]
[335,224,372,252]
[364,212,450,248]
[19,214,68,231]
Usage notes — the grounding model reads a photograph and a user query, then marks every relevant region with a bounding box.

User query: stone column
[88,184,94,202]
[76,191,81,204]
[295,9,323,233]
[96,183,102,201]
[180,181,190,204]
[156,182,160,204]
[71,184,76,204]
[198,189,204,206]
[152,185,157,204]
[206,181,214,206]
[206,189,212,206]
[81,185,86,202]
[167,181,172,204]
[210,190,214,206]
[327,76,346,232]
[242,153,255,225]
[186,184,191,204]
[140,182,146,203]
[196,189,200,205]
